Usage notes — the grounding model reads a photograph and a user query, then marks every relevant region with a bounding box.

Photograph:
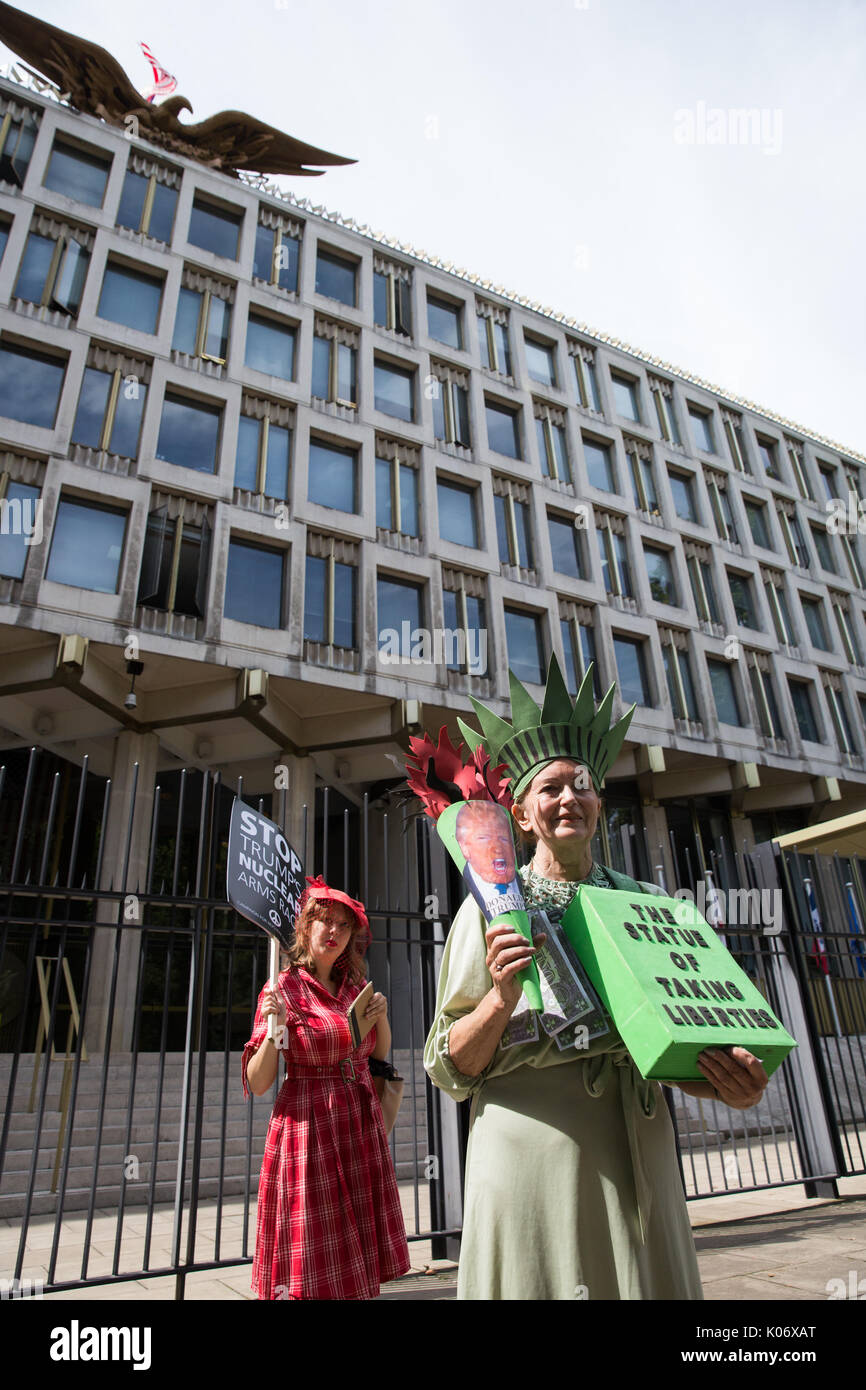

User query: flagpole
[803,876,842,1038]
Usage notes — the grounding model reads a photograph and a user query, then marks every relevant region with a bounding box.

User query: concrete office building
[1,68,865,942]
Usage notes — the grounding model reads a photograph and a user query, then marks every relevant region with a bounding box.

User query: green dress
[423,862,704,1301]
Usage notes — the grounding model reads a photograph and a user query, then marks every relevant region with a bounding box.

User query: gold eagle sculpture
[0,0,356,178]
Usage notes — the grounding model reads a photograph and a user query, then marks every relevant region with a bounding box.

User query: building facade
[1,71,865,952]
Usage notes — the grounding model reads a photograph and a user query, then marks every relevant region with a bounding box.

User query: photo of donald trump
[454,801,526,922]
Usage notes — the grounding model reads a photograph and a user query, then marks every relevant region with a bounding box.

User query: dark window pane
[561,619,579,693]
[745,502,771,549]
[611,374,639,421]
[375,456,392,530]
[0,343,65,427]
[203,296,230,360]
[265,424,290,500]
[525,338,555,386]
[110,380,147,458]
[172,287,201,353]
[454,385,470,444]
[428,296,461,348]
[174,522,207,616]
[486,401,520,458]
[116,170,149,232]
[584,439,612,490]
[0,481,40,578]
[549,516,581,576]
[444,590,459,666]
[333,561,356,648]
[400,464,418,535]
[789,680,820,741]
[689,407,715,453]
[98,263,162,334]
[46,498,125,592]
[494,495,510,564]
[811,525,836,572]
[504,608,544,685]
[438,480,477,547]
[0,117,36,187]
[71,367,112,448]
[378,577,422,655]
[149,183,178,243]
[308,440,356,512]
[373,272,388,326]
[52,240,89,313]
[337,344,356,404]
[245,315,295,380]
[802,598,831,650]
[374,361,414,421]
[669,472,695,520]
[235,415,260,491]
[0,222,9,263]
[728,573,758,628]
[156,393,221,472]
[315,249,356,305]
[225,539,283,627]
[44,140,109,206]
[312,336,330,398]
[513,501,533,568]
[708,658,742,725]
[304,554,326,642]
[644,547,677,604]
[614,636,650,706]
[253,225,275,280]
[188,198,241,258]
[14,232,55,303]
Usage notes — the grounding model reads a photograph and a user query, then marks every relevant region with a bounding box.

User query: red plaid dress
[242,967,410,1300]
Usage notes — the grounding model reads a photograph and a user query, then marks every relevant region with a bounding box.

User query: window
[644,545,678,605]
[477,303,511,375]
[818,462,839,502]
[748,654,784,739]
[43,138,110,207]
[374,262,412,335]
[548,513,583,578]
[188,197,242,259]
[832,597,863,666]
[0,219,8,264]
[0,341,65,428]
[137,500,211,618]
[442,570,487,675]
[707,658,743,726]
[583,437,614,491]
[571,343,603,413]
[786,439,810,500]
[810,523,837,574]
[823,676,858,754]
[788,679,821,742]
[312,321,357,407]
[308,438,357,513]
[156,392,222,473]
[559,606,600,697]
[315,247,356,306]
[45,496,126,593]
[525,334,557,387]
[668,469,697,522]
[722,410,749,474]
[173,274,233,364]
[627,441,658,515]
[535,405,570,483]
[688,405,715,454]
[253,215,300,293]
[437,478,478,548]
[377,575,423,658]
[661,631,699,721]
[744,499,772,550]
[431,365,471,447]
[374,358,415,422]
[494,481,533,569]
[234,399,292,501]
[650,377,681,445]
[14,219,91,316]
[485,399,521,459]
[0,479,40,578]
[777,504,809,568]
[706,473,739,545]
[376,446,419,536]
[504,608,545,685]
[71,362,148,460]
[613,635,652,706]
[686,549,721,624]
[756,434,780,479]
[304,536,357,649]
[763,571,796,646]
[610,371,640,422]
[598,518,633,598]
[116,162,179,243]
[727,571,760,629]
[98,261,163,335]
[427,294,462,348]
[841,533,865,588]
[801,595,833,651]
[244,312,295,380]
[224,538,285,628]
[0,104,38,187]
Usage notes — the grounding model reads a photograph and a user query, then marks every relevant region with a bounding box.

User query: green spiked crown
[457,655,636,799]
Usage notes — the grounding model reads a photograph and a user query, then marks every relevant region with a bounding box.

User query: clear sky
[4,0,865,456]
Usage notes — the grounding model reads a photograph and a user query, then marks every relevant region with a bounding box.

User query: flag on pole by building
[845,882,866,980]
[139,43,177,103]
[803,877,830,975]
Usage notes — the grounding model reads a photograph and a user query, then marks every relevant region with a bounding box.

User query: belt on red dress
[285,1059,368,1083]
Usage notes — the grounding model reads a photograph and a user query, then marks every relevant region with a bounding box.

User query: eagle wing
[0,1,146,118]
[174,109,356,176]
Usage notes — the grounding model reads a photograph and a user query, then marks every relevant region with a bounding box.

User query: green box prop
[561,886,797,1081]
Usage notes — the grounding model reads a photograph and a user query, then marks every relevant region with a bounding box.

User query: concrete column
[274,750,316,870]
[641,802,676,892]
[85,730,161,1053]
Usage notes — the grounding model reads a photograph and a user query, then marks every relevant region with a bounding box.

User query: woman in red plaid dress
[242,879,410,1300]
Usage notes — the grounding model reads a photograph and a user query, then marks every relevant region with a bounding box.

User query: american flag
[139,42,177,104]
